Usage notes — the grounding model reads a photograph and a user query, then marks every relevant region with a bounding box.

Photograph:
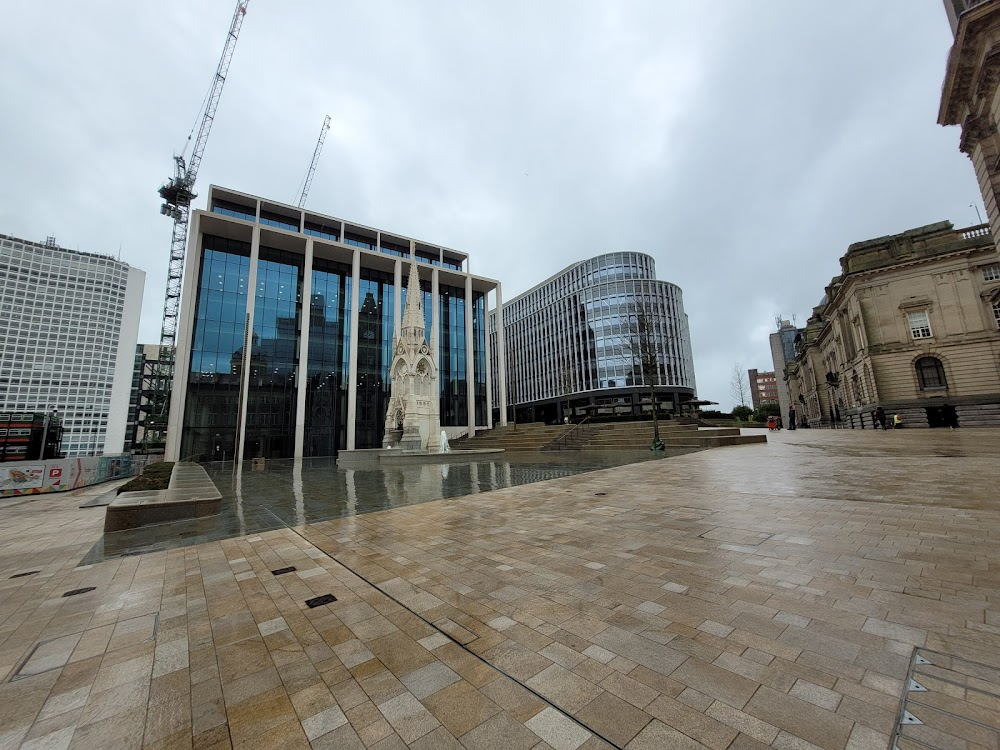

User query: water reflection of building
[489,253,697,423]
[167,186,500,463]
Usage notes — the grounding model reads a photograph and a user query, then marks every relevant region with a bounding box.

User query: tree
[618,298,665,449]
[752,403,781,422]
[732,405,754,421]
[730,362,749,408]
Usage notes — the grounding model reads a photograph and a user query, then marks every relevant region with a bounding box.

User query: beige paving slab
[0,430,999,748]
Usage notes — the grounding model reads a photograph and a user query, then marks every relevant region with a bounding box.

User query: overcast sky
[0,1,980,410]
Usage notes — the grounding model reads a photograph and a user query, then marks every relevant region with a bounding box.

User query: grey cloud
[0,0,979,409]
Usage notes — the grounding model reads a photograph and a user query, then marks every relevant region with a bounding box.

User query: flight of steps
[453,421,766,452]
[453,423,575,451]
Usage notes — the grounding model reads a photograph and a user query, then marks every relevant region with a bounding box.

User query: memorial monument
[382,260,442,451]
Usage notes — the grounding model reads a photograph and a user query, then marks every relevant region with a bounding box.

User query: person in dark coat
[788,405,797,430]
[875,406,887,430]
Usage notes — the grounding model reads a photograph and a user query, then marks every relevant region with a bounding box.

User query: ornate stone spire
[400,259,425,343]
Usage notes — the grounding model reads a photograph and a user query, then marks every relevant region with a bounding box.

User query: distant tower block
[383,260,441,451]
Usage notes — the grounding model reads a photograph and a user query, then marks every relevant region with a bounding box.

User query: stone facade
[785,221,1000,428]
[940,0,1000,255]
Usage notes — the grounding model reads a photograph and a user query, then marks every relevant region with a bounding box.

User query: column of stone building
[235,224,262,468]
[496,283,508,425]
[293,238,314,458]
[345,248,361,450]
[465,275,475,436]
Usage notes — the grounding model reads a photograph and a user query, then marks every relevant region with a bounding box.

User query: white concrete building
[0,234,145,456]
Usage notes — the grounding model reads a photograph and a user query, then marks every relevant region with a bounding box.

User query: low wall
[0,455,157,497]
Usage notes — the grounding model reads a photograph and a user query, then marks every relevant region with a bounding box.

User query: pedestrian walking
[788,405,797,430]
[875,406,886,430]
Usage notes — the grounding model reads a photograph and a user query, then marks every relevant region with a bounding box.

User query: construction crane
[150,0,249,440]
[297,114,331,207]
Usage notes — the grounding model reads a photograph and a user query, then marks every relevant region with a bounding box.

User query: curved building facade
[489,252,696,423]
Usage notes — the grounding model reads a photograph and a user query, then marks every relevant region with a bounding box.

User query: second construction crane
[151,0,249,433]
[297,115,331,207]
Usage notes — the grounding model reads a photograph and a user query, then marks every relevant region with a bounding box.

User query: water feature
[81,449,691,563]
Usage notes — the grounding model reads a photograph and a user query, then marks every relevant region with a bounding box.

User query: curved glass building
[489,252,696,424]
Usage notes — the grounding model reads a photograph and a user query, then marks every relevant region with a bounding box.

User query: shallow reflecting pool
[81,449,694,563]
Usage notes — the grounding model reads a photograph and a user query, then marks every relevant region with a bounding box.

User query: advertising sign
[0,465,45,491]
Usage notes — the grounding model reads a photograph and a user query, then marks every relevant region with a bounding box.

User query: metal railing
[542,417,592,451]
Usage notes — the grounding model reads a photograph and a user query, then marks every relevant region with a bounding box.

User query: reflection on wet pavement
[81,449,688,564]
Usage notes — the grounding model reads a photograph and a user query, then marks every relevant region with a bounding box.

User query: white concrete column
[495,283,508,426]
[293,458,304,527]
[165,211,203,461]
[465,275,475,435]
[431,268,440,365]
[294,239,314,458]
[484,290,494,429]
[346,247,361,450]
[393,258,402,336]
[235,225,261,471]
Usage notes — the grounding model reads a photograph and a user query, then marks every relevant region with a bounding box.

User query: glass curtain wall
[473,291,486,424]
[438,284,467,425]
[181,236,251,460]
[355,268,395,448]
[304,257,352,456]
[243,248,302,459]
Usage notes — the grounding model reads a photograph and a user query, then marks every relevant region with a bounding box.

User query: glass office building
[0,234,145,456]
[166,186,498,462]
[489,253,696,423]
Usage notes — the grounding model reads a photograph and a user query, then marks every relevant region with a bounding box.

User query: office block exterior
[489,252,696,423]
[785,221,1000,428]
[165,186,498,462]
[748,369,779,410]
[769,320,799,420]
[0,234,144,456]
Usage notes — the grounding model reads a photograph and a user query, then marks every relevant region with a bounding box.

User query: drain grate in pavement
[272,566,297,576]
[893,648,1000,750]
[62,587,96,597]
[305,594,337,608]
[9,570,39,579]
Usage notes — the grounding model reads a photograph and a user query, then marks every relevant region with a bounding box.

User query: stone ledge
[104,463,222,532]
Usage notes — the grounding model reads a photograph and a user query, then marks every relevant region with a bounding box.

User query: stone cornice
[939,1,1000,125]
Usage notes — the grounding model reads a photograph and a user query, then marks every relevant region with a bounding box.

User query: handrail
[542,417,591,451]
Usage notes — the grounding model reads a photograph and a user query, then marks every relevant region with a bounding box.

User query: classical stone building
[940,0,1000,256]
[785,221,1000,428]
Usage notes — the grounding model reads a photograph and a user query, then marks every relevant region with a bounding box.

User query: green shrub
[117,462,175,494]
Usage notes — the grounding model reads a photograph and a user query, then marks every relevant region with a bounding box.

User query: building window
[983,264,1000,282]
[907,310,932,339]
[915,356,947,391]
[993,300,1000,330]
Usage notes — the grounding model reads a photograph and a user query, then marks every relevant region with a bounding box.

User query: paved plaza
[1,429,999,749]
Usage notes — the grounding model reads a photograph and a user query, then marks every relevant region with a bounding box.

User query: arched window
[915,356,947,390]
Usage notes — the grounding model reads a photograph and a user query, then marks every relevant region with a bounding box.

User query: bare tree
[730,362,749,408]
[617,298,664,448]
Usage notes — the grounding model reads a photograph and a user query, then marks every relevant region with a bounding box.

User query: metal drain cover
[62,587,96,597]
[893,648,1000,750]
[305,594,337,608]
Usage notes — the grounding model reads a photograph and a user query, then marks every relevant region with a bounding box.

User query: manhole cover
[892,648,1000,750]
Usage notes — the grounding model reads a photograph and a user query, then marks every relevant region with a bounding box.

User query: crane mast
[148,1,248,446]
[297,115,331,207]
